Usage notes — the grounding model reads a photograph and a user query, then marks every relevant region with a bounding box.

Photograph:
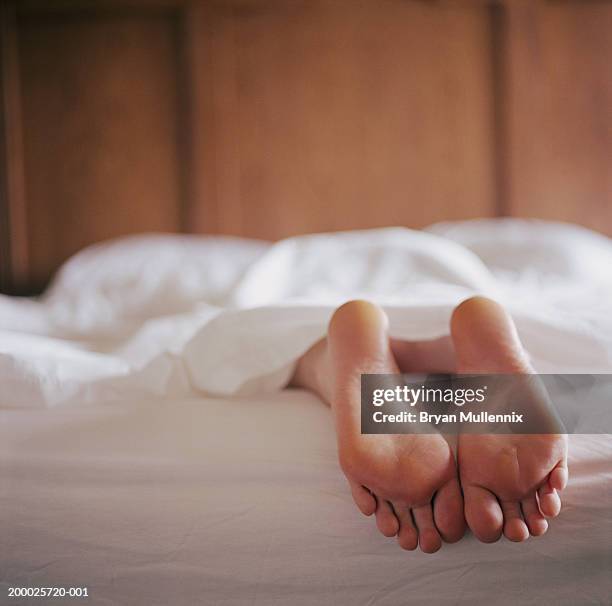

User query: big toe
[464,485,503,543]
[450,296,532,374]
[433,478,466,543]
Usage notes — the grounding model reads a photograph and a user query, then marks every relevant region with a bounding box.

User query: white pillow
[427,218,612,286]
[44,234,269,336]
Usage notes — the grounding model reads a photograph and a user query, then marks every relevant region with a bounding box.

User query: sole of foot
[326,300,466,553]
[452,296,568,543]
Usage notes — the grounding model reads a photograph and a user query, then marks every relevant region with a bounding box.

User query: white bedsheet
[1,392,611,605]
[1,219,612,407]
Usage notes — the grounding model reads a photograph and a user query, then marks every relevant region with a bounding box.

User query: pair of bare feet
[292,297,568,553]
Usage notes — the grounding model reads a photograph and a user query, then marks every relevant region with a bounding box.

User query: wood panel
[0,4,28,293]
[188,0,497,239]
[503,0,612,233]
[17,8,184,288]
[2,0,611,294]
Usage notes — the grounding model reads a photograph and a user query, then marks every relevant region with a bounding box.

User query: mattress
[1,391,611,605]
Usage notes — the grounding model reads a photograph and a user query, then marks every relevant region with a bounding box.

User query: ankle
[290,338,332,402]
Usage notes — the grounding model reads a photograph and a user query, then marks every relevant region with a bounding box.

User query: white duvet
[1,219,612,408]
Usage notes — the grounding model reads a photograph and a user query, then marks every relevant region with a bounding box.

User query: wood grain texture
[2,0,611,294]
[503,0,612,233]
[188,0,497,239]
[0,3,29,293]
[17,9,183,286]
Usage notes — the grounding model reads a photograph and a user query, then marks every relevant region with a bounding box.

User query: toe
[394,504,418,551]
[433,478,466,543]
[463,485,503,543]
[500,501,529,542]
[349,480,376,516]
[375,498,399,537]
[549,461,569,491]
[538,483,562,518]
[413,505,442,553]
[521,496,548,536]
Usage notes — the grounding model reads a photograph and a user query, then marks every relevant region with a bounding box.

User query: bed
[1,219,611,604]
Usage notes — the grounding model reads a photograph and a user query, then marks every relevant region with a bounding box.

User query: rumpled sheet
[1,393,611,605]
[1,219,612,408]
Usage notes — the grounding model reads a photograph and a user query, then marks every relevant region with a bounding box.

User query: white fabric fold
[1,220,611,407]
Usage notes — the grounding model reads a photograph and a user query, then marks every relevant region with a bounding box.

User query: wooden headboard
[1,0,611,294]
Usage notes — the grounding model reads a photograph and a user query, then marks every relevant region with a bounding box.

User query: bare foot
[292,300,465,553]
[452,297,568,543]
